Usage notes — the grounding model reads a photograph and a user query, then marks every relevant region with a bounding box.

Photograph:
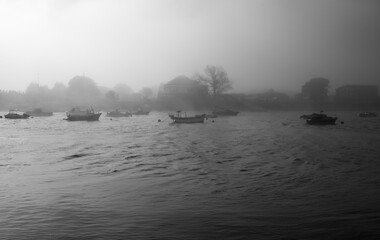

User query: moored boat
[25,108,53,117]
[302,111,337,125]
[212,107,239,116]
[358,112,377,117]
[106,109,131,117]
[169,111,205,123]
[66,107,101,121]
[4,110,30,119]
[132,109,149,115]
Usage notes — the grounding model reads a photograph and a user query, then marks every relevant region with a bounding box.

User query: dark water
[1,111,380,239]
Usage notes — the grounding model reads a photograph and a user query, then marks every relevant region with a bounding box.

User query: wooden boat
[358,112,377,117]
[212,107,239,116]
[169,111,205,123]
[302,111,337,125]
[106,109,131,117]
[65,107,101,121]
[4,110,30,119]
[25,108,53,117]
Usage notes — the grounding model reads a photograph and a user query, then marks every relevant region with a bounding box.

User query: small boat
[106,109,131,117]
[212,107,239,116]
[25,108,53,117]
[169,111,206,123]
[132,109,149,115]
[302,111,337,125]
[4,110,30,119]
[65,107,101,121]
[358,112,377,117]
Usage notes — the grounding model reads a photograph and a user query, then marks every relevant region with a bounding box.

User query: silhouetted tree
[67,76,101,105]
[25,82,50,103]
[105,90,119,103]
[114,83,133,101]
[196,65,232,96]
[302,78,330,107]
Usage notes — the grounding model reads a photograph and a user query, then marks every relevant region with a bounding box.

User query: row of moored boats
[299,111,378,125]
[1,108,377,124]
[1,108,149,121]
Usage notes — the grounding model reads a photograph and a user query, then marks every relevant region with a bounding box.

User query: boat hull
[306,117,337,125]
[4,113,30,119]
[106,113,131,117]
[66,113,101,121]
[169,114,205,123]
[26,112,53,117]
[133,111,149,115]
[358,113,377,117]
[212,111,239,116]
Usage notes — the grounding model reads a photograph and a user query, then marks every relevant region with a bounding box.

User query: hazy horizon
[1,0,380,94]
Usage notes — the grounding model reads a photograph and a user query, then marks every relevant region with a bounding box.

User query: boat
[358,112,377,117]
[300,113,320,119]
[212,107,239,116]
[65,107,101,121]
[25,108,53,117]
[4,110,30,119]
[169,111,206,123]
[132,109,149,115]
[301,111,337,125]
[106,109,131,117]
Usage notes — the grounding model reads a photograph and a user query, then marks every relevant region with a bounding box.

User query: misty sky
[1,0,379,94]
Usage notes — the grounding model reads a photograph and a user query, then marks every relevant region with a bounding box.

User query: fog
[1,0,379,94]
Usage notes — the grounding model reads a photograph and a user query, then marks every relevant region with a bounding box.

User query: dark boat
[66,107,101,121]
[25,108,53,117]
[302,111,337,125]
[358,112,377,117]
[212,107,239,116]
[169,111,205,123]
[4,110,30,119]
[106,109,131,117]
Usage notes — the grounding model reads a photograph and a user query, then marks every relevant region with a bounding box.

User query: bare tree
[196,65,232,96]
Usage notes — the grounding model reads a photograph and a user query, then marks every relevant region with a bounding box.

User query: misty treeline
[1,67,379,112]
[0,76,151,111]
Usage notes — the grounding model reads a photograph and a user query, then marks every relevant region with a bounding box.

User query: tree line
[1,65,378,111]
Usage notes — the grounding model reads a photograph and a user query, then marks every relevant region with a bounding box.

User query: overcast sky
[1,0,379,93]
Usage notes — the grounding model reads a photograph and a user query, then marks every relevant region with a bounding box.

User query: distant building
[158,75,208,97]
[335,85,378,107]
[157,75,209,110]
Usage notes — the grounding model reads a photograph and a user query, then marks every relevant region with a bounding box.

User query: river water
[1,111,380,239]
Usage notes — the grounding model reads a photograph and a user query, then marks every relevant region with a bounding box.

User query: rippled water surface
[1,111,380,239]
